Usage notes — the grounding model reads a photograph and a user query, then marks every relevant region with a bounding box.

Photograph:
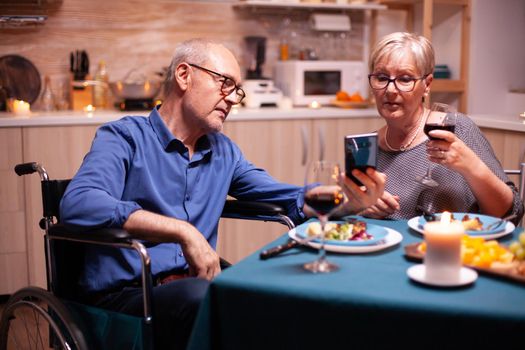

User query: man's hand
[124,210,221,281]
[179,222,221,280]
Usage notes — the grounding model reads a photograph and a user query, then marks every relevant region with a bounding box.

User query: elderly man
[60,38,385,348]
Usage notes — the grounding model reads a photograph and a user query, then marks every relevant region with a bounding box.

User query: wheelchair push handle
[15,162,49,181]
[15,162,39,175]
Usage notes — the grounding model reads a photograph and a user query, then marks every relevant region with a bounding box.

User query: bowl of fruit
[331,90,371,109]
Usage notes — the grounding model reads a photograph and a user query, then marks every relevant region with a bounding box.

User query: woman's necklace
[384,109,428,152]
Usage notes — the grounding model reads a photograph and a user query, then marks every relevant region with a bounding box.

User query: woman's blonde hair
[369,32,435,76]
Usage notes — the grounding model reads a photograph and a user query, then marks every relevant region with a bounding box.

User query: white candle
[12,99,31,115]
[424,220,464,283]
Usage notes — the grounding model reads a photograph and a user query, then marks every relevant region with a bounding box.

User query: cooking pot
[109,80,162,100]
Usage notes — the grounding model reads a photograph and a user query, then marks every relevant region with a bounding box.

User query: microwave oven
[273,60,367,106]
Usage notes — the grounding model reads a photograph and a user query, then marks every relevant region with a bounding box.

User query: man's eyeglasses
[188,63,246,104]
[368,73,429,92]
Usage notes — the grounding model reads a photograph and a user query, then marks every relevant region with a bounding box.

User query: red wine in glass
[304,190,344,215]
[415,103,458,187]
[423,123,456,140]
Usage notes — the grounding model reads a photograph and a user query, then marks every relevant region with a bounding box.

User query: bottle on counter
[279,37,289,61]
[93,60,109,109]
[40,75,56,112]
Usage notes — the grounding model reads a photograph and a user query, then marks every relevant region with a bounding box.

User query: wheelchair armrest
[222,199,286,217]
[221,199,295,229]
[48,224,132,245]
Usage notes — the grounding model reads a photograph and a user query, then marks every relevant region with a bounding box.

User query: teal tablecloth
[188,219,525,349]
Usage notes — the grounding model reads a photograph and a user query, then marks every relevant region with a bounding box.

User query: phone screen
[345,133,378,186]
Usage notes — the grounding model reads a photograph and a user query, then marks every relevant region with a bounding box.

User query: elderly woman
[359,32,523,223]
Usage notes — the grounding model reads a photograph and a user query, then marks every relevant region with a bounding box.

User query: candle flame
[440,211,452,224]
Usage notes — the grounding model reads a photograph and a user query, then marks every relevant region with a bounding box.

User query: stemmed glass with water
[415,102,458,187]
[302,160,345,273]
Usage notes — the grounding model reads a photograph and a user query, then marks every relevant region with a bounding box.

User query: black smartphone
[344,132,378,186]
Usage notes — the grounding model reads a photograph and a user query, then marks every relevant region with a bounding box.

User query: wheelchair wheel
[0,286,89,350]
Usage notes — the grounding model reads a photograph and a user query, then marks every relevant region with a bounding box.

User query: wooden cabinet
[1,116,384,292]
[21,126,99,289]
[218,116,385,263]
[480,127,525,184]
[0,117,383,294]
[2,116,524,292]
[379,0,472,113]
[0,128,28,295]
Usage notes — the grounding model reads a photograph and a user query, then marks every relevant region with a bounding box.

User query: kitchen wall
[0,0,365,107]
[468,0,525,116]
[376,0,525,117]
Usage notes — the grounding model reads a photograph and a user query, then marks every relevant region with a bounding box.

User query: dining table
[187,217,525,349]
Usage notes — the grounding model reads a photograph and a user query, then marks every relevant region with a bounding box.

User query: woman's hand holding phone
[345,133,378,186]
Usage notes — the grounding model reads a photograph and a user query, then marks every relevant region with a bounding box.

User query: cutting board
[0,54,41,104]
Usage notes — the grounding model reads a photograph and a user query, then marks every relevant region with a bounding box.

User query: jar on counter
[40,75,56,112]
[93,60,109,109]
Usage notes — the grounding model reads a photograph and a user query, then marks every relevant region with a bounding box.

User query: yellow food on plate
[306,220,371,241]
[455,214,483,231]
[418,235,514,269]
[307,222,336,236]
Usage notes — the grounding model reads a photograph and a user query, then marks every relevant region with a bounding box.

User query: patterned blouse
[377,113,524,224]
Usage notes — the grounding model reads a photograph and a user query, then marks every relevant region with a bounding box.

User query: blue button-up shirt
[60,107,305,292]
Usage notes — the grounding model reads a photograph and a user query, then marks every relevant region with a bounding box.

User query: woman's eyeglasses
[368,73,429,92]
[188,63,246,104]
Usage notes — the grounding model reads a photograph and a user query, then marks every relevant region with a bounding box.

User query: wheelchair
[0,162,295,349]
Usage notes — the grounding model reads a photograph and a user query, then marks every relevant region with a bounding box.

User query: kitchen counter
[0,107,379,127]
[1,108,524,132]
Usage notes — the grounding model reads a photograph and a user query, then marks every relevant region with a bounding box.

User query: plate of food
[289,219,403,253]
[407,212,515,240]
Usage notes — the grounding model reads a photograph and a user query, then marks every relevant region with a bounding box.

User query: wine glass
[415,187,439,222]
[415,102,458,187]
[303,160,345,273]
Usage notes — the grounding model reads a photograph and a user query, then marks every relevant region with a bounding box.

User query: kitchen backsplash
[0,0,365,102]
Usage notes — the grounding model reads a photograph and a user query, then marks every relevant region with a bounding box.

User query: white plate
[407,216,515,240]
[407,264,478,287]
[289,226,403,253]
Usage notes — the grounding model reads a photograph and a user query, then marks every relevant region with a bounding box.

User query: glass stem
[425,164,432,179]
[319,215,328,261]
